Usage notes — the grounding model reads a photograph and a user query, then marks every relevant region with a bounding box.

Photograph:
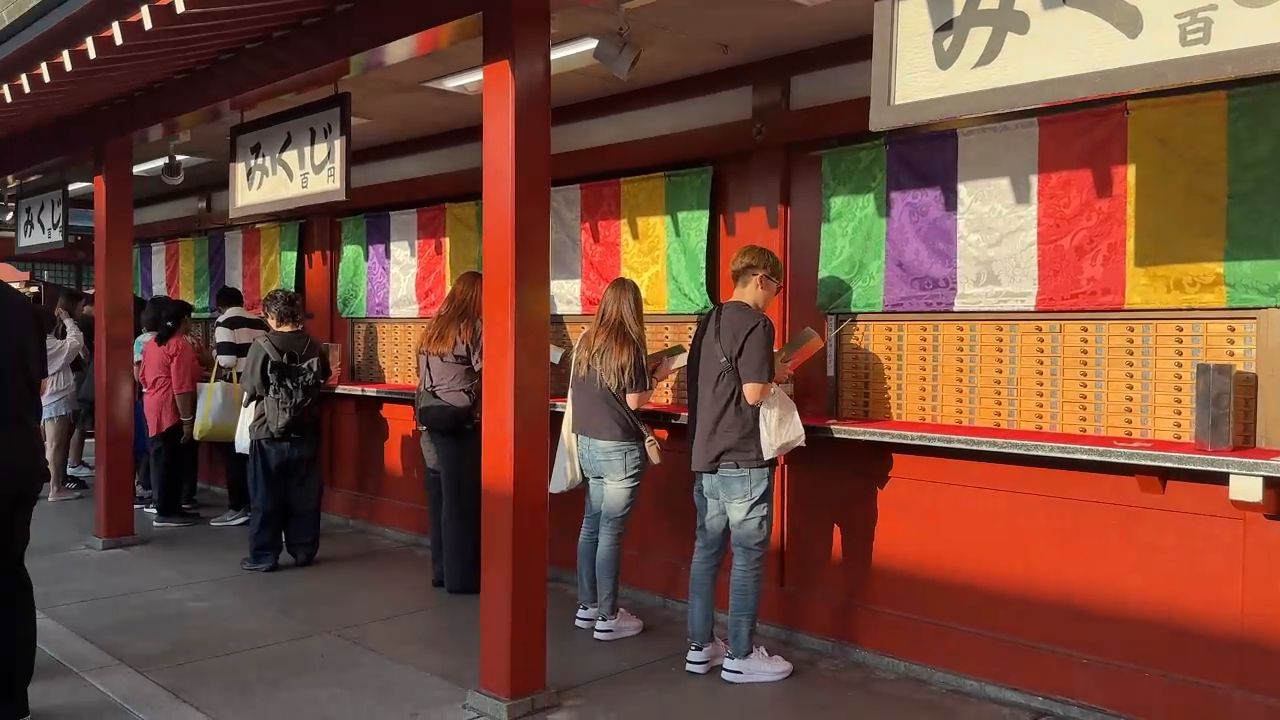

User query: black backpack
[259,336,323,437]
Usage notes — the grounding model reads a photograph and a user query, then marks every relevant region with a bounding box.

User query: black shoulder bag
[415,354,476,433]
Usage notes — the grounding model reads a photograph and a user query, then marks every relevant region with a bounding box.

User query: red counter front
[317,388,1280,719]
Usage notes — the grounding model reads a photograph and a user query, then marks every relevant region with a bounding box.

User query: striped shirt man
[213,287,270,377]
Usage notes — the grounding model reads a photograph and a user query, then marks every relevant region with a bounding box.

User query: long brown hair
[418,271,482,357]
[575,277,646,393]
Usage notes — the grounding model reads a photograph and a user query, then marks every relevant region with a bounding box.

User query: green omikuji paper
[664,167,713,313]
[1226,84,1280,308]
[336,217,368,318]
[279,222,300,292]
[818,143,887,313]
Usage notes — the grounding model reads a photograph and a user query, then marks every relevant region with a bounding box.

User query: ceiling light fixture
[67,182,93,197]
[592,32,641,80]
[132,154,210,176]
[423,36,601,95]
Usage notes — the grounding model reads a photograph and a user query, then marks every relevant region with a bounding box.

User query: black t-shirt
[0,283,49,489]
[688,302,775,473]
[570,346,650,442]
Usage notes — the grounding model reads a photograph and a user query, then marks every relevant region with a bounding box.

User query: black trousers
[148,424,197,517]
[248,437,322,565]
[419,428,481,594]
[219,443,250,512]
[0,487,38,720]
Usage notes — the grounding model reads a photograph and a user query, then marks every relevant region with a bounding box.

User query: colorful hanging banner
[817,83,1280,313]
[337,201,481,319]
[336,168,712,318]
[133,221,300,316]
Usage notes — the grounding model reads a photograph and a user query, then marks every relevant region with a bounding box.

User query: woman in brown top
[570,278,671,641]
[417,271,483,594]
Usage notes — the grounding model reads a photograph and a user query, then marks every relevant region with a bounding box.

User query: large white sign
[15,187,67,254]
[872,0,1280,129]
[229,93,350,218]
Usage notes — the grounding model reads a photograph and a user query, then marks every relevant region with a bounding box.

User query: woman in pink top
[139,300,203,528]
[39,304,85,502]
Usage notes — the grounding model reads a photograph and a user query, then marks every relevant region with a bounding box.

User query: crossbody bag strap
[714,304,738,381]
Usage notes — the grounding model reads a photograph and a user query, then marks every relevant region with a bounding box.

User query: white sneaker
[721,646,793,684]
[592,608,643,641]
[685,637,727,674]
[574,604,597,629]
[67,463,94,478]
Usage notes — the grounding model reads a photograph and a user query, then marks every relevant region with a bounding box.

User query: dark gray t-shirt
[421,339,482,409]
[570,346,650,442]
[688,302,775,473]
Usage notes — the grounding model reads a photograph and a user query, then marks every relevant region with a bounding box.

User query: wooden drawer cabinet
[837,313,1267,448]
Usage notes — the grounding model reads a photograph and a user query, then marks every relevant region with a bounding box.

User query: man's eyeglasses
[756,273,783,293]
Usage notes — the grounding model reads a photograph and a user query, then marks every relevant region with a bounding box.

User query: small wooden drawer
[1207,347,1254,362]
[978,365,1012,378]
[1062,334,1105,347]
[1108,415,1152,429]
[1067,346,1105,358]
[1018,409,1059,423]
[979,419,1013,429]
[1153,358,1195,371]
[1154,369,1192,382]
[1106,345,1153,359]
[1154,416,1191,431]
[1018,356,1061,368]
[904,323,938,334]
[1154,347,1204,360]
[944,343,981,355]
[1152,405,1191,419]
[1111,357,1154,371]
[979,346,1011,359]
[868,341,903,354]
[1207,322,1255,334]
[942,333,977,344]
[904,345,935,357]
[980,323,1015,334]
[1066,390,1106,403]
[1023,390,1059,403]
[1153,382,1191,394]
[1019,345,1057,358]
[1153,393,1190,407]
[978,335,1012,347]
[941,372,977,385]
[1106,335,1153,347]
[1108,380,1153,392]
[1154,429,1191,442]
[1024,421,1059,433]
[1108,322,1154,335]
[1107,426,1154,440]
[944,394,978,407]
[1064,379,1105,391]
[1155,335,1203,347]
[1064,366,1105,380]
[904,403,939,415]
[1065,322,1107,334]
[977,407,1015,420]
[980,388,1016,401]
[1018,367,1061,381]
[941,322,980,334]
[1106,403,1151,417]
[905,413,936,423]
[941,353,978,366]
[942,405,973,419]
[1205,334,1255,348]
[1155,322,1203,335]
[1061,423,1106,436]
[1021,322,1060,334]
[896,372,935,385]
[1018,334,1059,347]
[1065,404,1105,417]
[985,375,1018,388]
[902,363,934,375]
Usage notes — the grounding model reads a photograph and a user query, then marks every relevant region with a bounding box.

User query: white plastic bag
[194,380,244,443]
[234,400,256,455]
[550,352,583,493]
[759,384,805,460]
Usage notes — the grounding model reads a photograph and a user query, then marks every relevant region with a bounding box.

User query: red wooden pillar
[91,135,137,548]
[470,0,554,717]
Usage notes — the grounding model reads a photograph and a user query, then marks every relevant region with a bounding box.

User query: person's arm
[241,340,268,401]
[170,340,200,442]
[625,348,654,410]
[213,320,239,370]
[62,314,84,360]
[738,319,776,407]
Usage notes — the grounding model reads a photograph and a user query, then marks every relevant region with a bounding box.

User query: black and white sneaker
[685,638,727,674]
[181,499,199,511]
[143,504,158,515]
[592,608,643,641]
[720,646,793,684]
[574,604,597,629]
[133,495,151,509]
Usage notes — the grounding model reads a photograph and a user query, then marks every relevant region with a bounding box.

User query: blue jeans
[687,466,775,658]
[576,436,645,618]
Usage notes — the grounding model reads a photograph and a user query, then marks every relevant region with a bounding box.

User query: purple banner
[208,231,225,302]
[364,212,391,318]
[885,132,958,310]
[138,248,152,299]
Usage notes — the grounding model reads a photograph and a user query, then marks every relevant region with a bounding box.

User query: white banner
[15,187,67,254]
[872,0,1280,129]
[229,94,349,218]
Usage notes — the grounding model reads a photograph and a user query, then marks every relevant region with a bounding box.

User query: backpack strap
[260,336,284,363]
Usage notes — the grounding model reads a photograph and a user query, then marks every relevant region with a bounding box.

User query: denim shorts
[42,395,77,422]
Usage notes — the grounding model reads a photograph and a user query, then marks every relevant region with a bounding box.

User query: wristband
[180,416,194,423]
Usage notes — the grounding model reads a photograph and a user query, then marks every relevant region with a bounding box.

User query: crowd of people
[0,243,793,720]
